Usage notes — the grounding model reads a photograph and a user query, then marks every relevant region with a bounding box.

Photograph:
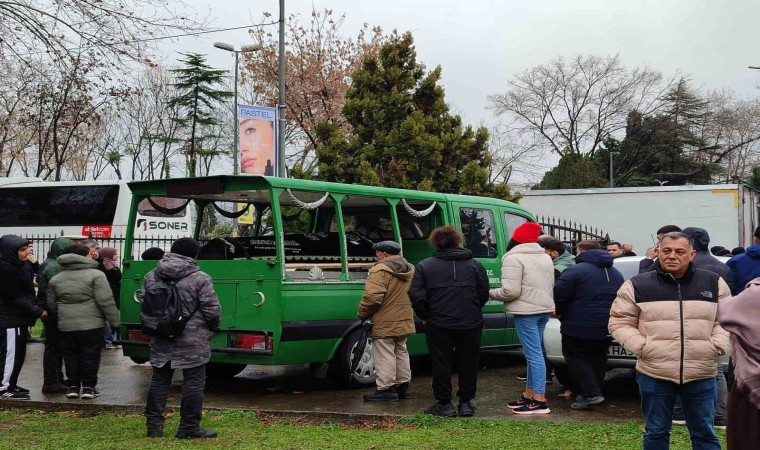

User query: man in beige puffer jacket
[609,232,728,450]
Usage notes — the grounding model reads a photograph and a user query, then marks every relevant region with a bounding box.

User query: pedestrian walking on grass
[409,226,489,417]
[358,241,415,402]
[489,222,555,415]
[143,238,221,439]
[47,245,119,400]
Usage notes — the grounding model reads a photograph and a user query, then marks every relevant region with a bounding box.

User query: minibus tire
[328,329,376,387]
[206,363,247,379]
[130,357,148,365]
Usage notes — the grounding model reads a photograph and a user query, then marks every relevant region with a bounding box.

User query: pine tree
[167,53,232,177]
[315,33,516,201]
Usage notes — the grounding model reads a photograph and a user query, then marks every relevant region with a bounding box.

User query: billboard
[238,104,278,176]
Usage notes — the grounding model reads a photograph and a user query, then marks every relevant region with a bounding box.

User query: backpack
[140,274,199,339]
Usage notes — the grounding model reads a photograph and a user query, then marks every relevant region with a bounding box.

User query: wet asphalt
[11,342,643,423]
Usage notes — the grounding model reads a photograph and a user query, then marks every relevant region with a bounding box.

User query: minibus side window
[504,212,529,239]
[459,208,497,258]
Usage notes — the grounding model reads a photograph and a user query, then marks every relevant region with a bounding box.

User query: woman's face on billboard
[239,119,275,175]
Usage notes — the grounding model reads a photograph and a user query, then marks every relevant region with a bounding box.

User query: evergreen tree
[315,33,516,201]
[167,53,232,177]
[535,154,608,190]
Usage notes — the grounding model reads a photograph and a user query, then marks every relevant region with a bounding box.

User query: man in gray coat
[142,238,221,439]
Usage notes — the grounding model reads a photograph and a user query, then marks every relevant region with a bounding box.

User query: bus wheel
[329,329,376,387]
[129,357,148,365]
[206,363,247,380]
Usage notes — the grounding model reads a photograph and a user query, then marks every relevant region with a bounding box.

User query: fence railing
[24,235,188,261]
[536,215,611,251]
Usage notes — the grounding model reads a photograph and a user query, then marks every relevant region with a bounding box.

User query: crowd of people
[358,222,760,450]
[3,221,760,445]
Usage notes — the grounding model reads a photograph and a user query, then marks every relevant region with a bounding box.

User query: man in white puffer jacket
[490,222,555,415]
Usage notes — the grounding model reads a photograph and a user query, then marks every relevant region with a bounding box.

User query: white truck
[519,184,760,253]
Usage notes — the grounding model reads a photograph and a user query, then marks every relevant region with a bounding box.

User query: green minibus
[119,176,535,385]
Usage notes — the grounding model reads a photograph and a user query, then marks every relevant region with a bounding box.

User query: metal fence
[24,234,187,261]
[536,215,610,251]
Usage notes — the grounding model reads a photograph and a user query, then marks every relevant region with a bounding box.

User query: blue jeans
[636,372,720,450]
[515,314,549,394]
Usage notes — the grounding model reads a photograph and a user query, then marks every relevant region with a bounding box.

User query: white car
[543,256,729,370]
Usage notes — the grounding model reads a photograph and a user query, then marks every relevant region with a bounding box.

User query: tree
[315,33,516,201]
[489,55,667,158]
[535,154,608,189]
[167,53,232,177]
[241,8,394,177]
[0,1,204,73]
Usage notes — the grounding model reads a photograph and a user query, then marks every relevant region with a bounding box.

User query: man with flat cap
[358,240,415,402]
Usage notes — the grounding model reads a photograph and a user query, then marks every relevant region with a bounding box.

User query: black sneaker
[363,388,399,402]
[424,402,456,417]
[10,385,30,394]
[394,382,411,399]
[176,428,218,439]
[571,395,604,410]
[516,372,528,381]
[512,399,551,415]
[506,395,531,409]
[66,386,80,398]
[80,387,100,399]
[458,401,475,417]
[0,389,30,400]
[146,428,163,438]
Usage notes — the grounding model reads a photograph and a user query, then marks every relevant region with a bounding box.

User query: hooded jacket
[609,263,730,384]
[357,255,415,338]
[489,243,555,315]
[726,243,760,294]
[553,249,624,340]
[682,227,736,294]
[141,253,221,369]
[47,253,119,332]
[36,238,75,310]
[553,251,575,274]
[409,248,489,330]
[0,235,42,328]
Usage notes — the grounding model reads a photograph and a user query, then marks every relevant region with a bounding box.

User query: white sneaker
[672,419,687,426]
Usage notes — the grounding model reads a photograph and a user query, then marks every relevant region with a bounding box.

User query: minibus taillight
[232,333,272,350]
[127,330,151,342]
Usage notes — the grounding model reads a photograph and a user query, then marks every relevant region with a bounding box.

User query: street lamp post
[213,42,262,176]
[278,0,286,177]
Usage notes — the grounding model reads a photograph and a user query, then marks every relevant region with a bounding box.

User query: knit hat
[141,247,165,261]
[511,222,542,244]
[170,238,200,259]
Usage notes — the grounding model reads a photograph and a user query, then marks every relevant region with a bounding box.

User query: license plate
[608,345,635,357]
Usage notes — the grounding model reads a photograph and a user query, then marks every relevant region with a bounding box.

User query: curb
[0,400,402,424]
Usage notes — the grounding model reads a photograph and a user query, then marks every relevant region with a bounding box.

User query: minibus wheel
[329,329,376,387]
[206,363,247,379]
[130,357,148,365]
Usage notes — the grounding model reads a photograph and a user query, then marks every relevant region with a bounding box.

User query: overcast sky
[167,0,760,129]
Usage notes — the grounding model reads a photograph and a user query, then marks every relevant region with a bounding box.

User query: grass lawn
[0,409,725,450]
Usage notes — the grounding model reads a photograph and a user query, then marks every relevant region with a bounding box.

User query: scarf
[718,278,760,409]
[99,247,118,271]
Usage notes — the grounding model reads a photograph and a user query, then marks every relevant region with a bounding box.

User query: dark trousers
[561,334,609,398]
[0,327,28,390]
[425,325,482,405]
[42,317,66,385]
[145,363,206,433]
[60,328,103,388]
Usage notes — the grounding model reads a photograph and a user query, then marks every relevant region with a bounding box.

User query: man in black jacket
[409,226,489,418]
[0,235,46,399]
[554,240,624,410]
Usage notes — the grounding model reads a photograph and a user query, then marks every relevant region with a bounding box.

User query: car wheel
[329,329,376,387]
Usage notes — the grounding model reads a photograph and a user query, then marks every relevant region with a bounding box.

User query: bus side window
[504,212,529,240]
[460,208,497,258]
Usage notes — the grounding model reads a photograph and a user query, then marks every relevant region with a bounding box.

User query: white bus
[0,178,193,241]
